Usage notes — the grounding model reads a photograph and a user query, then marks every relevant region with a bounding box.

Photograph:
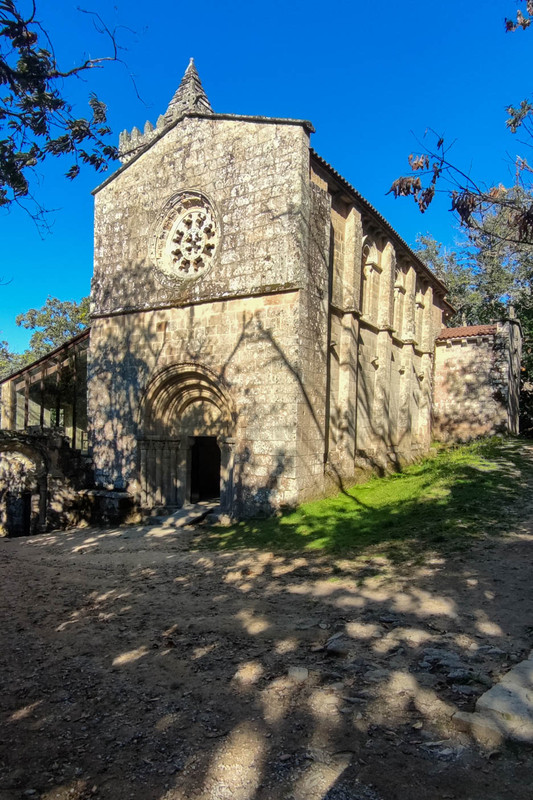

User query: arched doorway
[138,363,235,512]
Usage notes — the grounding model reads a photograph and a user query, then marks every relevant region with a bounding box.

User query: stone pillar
[377,243,394,330]
[418,353,433,448]
[220,437,235,513]
[421,284,434,353]
[343,207,362,311]
[153,440,162,507]
[38,476,48,532]
[162,440,171,506]
[0,381,15,430]
[329,206,363,479]
[169,440,180,506]
[177,440,189,507]
[369,243,394,452]
[336,314,359,472]
[403,266,417,342]
[139,440,149,507]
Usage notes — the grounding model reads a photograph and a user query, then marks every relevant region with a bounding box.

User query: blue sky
[1,0,531,350]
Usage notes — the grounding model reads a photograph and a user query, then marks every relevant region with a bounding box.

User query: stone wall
[0,430,92,536]
[433,320,522,441]
[92,117,311,316]
[309,160,447,483]
[89,292,306,517]
[90,114,317,517]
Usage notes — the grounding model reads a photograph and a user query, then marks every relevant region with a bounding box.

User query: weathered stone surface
[476,652,533,737]
[5,61,520,526]
[453,652,533,745]
[453,711,504,747]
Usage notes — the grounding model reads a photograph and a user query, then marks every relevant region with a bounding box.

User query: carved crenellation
[119,116,166,163]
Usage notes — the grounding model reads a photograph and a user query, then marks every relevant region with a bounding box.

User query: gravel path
[1,454,533,800]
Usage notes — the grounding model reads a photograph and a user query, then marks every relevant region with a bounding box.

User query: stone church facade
[2,60,520,533]
[87,60,453,518]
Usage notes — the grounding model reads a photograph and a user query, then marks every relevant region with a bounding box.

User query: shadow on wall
[0,430,92,536]
[89,190,437,523]
[434,347,509,443]
[89,296,316,521]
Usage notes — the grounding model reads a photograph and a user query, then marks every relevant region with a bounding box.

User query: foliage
[195,439,533,562]
[414,234,483,322]
[415,194,533,359]
[15,294,89,358]
[390,1,533,245]
[0,294,89,378]
[0,1,118,215]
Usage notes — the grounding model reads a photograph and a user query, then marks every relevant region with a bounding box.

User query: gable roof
[437,324,497,340]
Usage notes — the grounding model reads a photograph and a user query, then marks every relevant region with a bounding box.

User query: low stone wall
[0,430,92,536]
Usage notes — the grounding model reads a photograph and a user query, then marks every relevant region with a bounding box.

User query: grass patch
[194,438,533,562]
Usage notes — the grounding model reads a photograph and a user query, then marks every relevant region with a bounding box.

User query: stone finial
[164,58,213,124]
[144,120,154,135]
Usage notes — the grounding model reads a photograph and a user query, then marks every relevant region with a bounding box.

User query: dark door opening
[6,491,31,537]
[190,437,221,503]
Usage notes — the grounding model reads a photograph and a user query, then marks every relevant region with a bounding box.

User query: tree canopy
[0,1,118,216]
[0,294,89,378]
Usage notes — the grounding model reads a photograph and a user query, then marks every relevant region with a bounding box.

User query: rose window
[152,192,218,284]
[169,210,216,275]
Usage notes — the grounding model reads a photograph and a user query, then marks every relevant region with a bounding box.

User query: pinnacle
[165,58,213,123]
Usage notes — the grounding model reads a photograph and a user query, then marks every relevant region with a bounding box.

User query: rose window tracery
[151,192,218,285]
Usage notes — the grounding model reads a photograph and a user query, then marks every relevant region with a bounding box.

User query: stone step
[147,501,220,529]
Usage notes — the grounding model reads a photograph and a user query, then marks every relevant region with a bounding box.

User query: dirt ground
[1,469,533,799]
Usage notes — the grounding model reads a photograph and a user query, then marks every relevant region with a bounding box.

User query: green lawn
[194,438,533,562]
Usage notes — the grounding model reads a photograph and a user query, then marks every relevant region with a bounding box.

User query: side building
[433,320,522,441]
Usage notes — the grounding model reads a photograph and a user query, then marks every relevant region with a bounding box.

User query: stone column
[331,206,363,479]
[418,353,433,449]
[220,437,235,514]
[176,440,188,507]
[403,266,417,342]
[162,440,171,506]
[169,440,180,506]
[139,440,149,507]
[38,475,48,532]
[370,243,395,452]
[154,440,164,507]
[343,207,362,311]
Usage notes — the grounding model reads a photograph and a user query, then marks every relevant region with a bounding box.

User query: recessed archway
[138,363,236,512]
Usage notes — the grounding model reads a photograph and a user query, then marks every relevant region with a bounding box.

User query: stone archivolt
[151,192,218,285]
[140,363,234,439]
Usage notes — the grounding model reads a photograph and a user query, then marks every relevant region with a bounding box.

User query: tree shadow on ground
[194,438,533,563]
[1,446,533,800]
